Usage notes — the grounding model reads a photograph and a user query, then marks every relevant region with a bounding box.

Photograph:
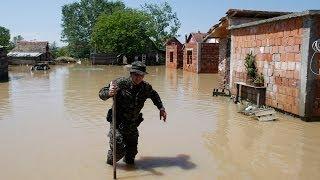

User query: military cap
[130,61,148,75]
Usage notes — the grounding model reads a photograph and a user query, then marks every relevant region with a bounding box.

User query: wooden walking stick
[112,95,117,179]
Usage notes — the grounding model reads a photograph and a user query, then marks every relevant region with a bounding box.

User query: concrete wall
[218,38,230,88]
[306,15,320,118]
[166,43,183,69]
[199,43,219,73]
[314,16,320,116]
[230,17,303,116]
[0,48,8,81]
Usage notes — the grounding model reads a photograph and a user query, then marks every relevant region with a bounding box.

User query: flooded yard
[0,65,320,180]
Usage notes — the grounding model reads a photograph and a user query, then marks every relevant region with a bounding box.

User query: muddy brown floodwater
[0,65,319,180]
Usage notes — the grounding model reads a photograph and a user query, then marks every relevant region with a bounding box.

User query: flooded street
[0,65,320,180]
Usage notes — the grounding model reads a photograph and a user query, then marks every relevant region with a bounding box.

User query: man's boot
[106,156,113,165]
[123,155,135,165]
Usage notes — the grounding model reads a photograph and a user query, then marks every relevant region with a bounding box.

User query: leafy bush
[244,52,257,80]
[254,73,265,86]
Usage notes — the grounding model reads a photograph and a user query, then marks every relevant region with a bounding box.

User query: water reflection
[0,81,11,120]
[204,107,320,179]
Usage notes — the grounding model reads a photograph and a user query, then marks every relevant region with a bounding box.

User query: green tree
[0,26,10,47]
[91,9,151,60]
[49,41,58,58]
[12,35,24,45]
[142,2,181,49]
[56,46,70,57]
[61,0,125,58]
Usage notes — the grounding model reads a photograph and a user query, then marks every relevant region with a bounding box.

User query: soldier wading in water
[99,61,167,165]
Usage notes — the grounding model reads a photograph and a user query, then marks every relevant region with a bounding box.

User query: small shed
[7,41,52,65]
[165,37,183,69]
[0,46,8,81]
[229,10,320,121]
[183,32,219,73]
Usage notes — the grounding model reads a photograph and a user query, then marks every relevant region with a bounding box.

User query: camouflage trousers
[107,124,139,162]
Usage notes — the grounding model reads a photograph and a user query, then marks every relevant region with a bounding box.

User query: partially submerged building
[205,9,290,87]
[0,46,8,81]
[7,41,52,65]
[165,37,183,69]
[92,38,165,66]
[183,32,219,73]
[90,53,118,65]
[229,10,320,121]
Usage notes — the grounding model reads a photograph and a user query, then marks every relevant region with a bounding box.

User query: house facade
[166,37,183,69]
[7,41,52,65]
[229,10,320,121]
[183,32,219,73]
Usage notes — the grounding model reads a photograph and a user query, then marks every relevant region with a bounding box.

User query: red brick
[292,105,299,115]
[293,45,300,53]
[287,71,294,79]
[282,78,289,86]
[294,70,300,79]
[275,76,282,85]
[275,38,282,46]
[257,40,262,46]
[288,37,295,45]
[294,37,302,45]
[294,89,300,97]
[272,46,279,53]
[287,53,295,61]
[284,30,291,37]
[295,53,301,61]
[289,79,299,87]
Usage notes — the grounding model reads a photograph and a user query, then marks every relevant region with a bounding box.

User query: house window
[169,52,174,62]
[187,50,192,64]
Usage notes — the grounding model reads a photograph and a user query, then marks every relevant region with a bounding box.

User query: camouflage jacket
[99,77,164,128]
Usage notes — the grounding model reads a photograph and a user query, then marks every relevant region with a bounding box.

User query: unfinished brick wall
[199,43,219,73]
[166,42,183,69]
[183,43,198,73]
[231,17,303,115]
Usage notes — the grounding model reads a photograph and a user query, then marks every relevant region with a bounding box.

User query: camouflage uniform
[99,76,164,164]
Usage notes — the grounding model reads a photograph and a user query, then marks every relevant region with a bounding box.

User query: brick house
[0,46,8,81]
[183,32,219,73]
[165,37,183,69]
[7,41,52,65]
[205,9,290,88]
[229,10,320,121]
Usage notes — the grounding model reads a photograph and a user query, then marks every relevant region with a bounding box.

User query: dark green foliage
[244,52,257,80]
[244,52,265,86]
[254,73,265,86]
[12,35,24,45]
[61,0,125,58]
[0,26,10,47]
[91,9,151,58]
[141,2,181,49]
